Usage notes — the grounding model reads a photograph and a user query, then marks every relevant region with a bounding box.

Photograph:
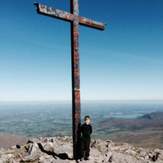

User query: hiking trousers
[81,138,91,158]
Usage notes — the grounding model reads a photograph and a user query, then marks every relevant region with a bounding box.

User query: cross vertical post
[70,0,81,159]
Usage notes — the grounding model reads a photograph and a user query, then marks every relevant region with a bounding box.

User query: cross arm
[34,3,105,30]
[79,16,105,30]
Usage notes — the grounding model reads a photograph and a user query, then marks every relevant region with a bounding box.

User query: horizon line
[0,99,163,103]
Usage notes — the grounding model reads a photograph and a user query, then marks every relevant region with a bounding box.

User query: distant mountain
[98,112,163,149]
[139,112,163,121]
[98,112,163,132]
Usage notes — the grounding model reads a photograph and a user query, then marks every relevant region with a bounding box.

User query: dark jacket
[80,123,92,140]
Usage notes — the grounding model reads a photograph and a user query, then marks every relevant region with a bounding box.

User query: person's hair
[84,115,91,121]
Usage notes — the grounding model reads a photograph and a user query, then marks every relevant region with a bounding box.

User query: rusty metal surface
[35,3,74,22]
[35,3,105,30]
[79,16,105,30]
[70,0,81,159]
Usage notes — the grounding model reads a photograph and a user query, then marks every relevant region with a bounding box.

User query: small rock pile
[0,136,163,163]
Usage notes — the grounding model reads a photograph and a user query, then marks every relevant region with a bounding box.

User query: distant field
[0,101,163,149]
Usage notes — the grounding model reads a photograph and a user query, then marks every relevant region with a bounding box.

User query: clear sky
[0,0,163,101]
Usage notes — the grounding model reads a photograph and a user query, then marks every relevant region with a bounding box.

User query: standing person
[80,115,92,160]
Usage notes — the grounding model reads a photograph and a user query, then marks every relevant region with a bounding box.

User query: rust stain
[35,3,105,30]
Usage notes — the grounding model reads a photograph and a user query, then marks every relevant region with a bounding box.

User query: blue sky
[0,0,163,101]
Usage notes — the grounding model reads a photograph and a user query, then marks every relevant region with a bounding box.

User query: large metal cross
[34,0,105,159]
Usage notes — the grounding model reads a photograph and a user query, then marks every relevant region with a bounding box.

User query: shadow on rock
[37,143,73,160]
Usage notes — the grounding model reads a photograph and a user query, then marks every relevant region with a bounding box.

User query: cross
[34,0,105,159]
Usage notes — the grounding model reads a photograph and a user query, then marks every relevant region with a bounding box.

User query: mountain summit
[0,136,163,163]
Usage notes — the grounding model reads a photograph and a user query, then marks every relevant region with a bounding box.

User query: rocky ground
[0,136,163,163]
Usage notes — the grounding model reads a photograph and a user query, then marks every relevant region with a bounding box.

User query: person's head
[84,115,91,125]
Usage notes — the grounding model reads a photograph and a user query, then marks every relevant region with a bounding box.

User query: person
[80,115,92,160]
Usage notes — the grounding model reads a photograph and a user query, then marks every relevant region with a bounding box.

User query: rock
[42,142,54,152]
[0,154,15,163]
[21,142,41,162]
[0,136,163,163]
[39,155,55,163]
